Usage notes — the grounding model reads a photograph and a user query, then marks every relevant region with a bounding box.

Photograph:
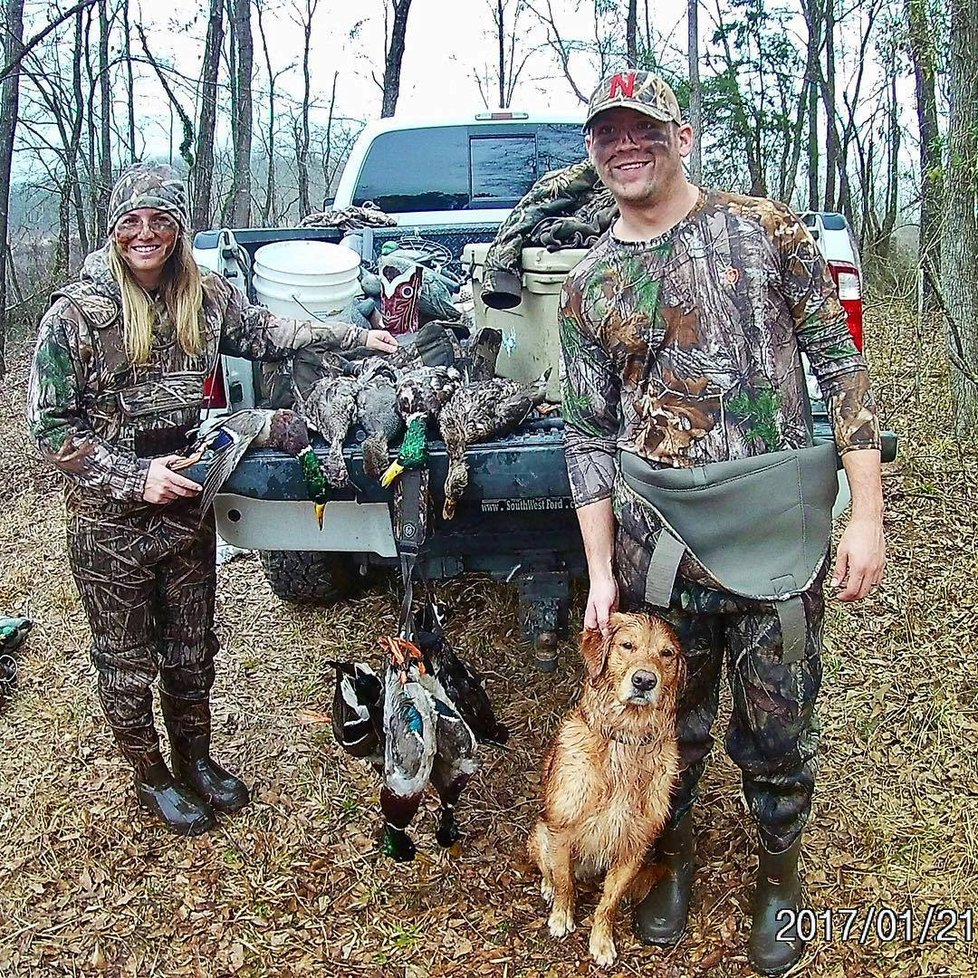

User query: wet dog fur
[528,612,684,966]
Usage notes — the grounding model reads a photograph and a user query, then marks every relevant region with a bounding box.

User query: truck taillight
[202,362,228,410]
[827,261,863,352]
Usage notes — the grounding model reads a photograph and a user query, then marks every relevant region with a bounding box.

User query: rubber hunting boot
[749,835,805,975]
[633,810,695,946]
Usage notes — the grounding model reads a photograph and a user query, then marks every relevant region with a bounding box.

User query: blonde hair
[107,235,204,364]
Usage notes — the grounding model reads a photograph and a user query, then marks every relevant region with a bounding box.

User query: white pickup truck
[190,119,895,665]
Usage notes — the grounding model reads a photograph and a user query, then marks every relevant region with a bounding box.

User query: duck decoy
[0,617,32,655]
[380,365,461,487]
[437,369,551,519]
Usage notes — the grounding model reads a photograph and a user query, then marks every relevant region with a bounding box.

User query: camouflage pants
[615,485,825,852]
[67,499,218,774]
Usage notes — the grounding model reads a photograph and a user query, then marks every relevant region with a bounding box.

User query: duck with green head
[380,365,461,487]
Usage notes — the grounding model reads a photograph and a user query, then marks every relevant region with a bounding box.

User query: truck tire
[258,550,357,605]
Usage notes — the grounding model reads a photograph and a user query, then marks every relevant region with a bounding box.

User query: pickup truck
[191,116,897,669]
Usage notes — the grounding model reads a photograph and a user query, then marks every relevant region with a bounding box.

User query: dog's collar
[598,726,662,746]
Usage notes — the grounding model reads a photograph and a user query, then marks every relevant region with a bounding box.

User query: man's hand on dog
[584,575,619,636]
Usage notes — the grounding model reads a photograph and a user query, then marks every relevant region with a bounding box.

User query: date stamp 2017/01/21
[775,907,975,944]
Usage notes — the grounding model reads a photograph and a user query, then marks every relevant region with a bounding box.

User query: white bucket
[253,240,362,319]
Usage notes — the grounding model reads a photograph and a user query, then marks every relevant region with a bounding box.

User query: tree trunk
[907,0,943,308]
[191,0,224,229]
[96,0,111,241]
[122,0,136,160]
[0,0,25,375]
[822,0,837,209]
[229,0,253,226]
[297,0,316,217]
[626,0,638,67]
[381,0,414,118]
[944,0,978,437]
[687,0,701,182]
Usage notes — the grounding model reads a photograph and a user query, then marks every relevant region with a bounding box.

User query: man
[559,71,885,975]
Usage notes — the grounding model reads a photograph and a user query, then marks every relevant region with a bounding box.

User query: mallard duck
[438,369,551,519]
[379,639,437,862]
[188,409,329,528]
[299,375,359,489]
[0,617,32,655]
[354,360,403,480]
[380,365,461,487]
[417,626,509,748]
[325,660,384,763]
[418,668,478,847]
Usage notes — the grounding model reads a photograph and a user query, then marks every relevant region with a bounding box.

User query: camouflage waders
[67,498,218,775]
[615,484,824,853]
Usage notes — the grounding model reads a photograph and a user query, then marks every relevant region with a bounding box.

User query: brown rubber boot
[633,810,695,946]
[748,836,805,975]
[160,693,250,814]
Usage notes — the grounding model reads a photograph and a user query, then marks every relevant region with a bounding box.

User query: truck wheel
[258,550,357,605]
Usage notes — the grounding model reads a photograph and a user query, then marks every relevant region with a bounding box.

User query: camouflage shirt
[27,246,368,508]
[560,189,880,508]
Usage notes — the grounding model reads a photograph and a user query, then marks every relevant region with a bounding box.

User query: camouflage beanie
[107,162,190,232]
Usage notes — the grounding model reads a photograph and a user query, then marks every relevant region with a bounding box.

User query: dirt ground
[0,302,975,978]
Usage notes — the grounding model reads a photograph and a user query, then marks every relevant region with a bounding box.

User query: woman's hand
[142,455,202,504]
[365,329,399,354]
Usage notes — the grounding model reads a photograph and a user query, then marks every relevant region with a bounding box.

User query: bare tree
[291,0,318,217]
[0,0,100,83]
[228,0,254,225]
[907,0,943,306]
[474,0,536,109]
[626,0,638,66]
[376,0,414,118]
[95,0,112,240]
[943,0,978,434]
[190,0,224,229]
[687,0,701,182]
[0,0,25,373]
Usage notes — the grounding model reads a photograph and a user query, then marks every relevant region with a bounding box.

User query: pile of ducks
[321,606,508,860]
[189,341,551,524]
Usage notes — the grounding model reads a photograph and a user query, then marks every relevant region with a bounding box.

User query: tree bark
[907,0,943,307]
[381,0,414,118]
[191,0,224,229]
[229,0,254,226]
[122,0,137,161]
[944,0,978,437]
[96,0,111,241]
[297,0,317,217]
[687,0,701,182]
[626,0,638,67]
[0,0,25,374]
[822,0,837,209]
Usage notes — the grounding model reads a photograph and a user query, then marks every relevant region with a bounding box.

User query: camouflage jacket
[481,160,618,308]
[560,189,881,508]
[27,246,368,509]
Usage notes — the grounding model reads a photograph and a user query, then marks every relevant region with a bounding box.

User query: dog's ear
[580,626,611,680]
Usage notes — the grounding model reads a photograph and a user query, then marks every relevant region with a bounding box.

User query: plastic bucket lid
[253,240,361,288]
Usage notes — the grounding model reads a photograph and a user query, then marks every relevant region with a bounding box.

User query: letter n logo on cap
[609,72,636,99]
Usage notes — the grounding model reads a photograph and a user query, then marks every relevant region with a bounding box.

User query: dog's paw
[589,929,617,967]
[540,878,555,904]
[548,905,576,937]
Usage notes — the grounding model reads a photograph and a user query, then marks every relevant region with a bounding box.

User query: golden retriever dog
[528,612,684,966]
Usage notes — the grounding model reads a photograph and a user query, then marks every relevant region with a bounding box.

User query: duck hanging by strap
[323,660,384,763]
[438,369,552,520]
[378,635,436,862]
[184,408,330,529]
[380,365,461,487]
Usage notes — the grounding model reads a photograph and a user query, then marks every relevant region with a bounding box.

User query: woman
[27,163,397,835]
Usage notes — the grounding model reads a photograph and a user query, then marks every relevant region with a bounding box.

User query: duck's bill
[315,502,326,530]
[379,460,405,487]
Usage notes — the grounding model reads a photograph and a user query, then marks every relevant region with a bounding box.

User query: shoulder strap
[50,281,120,330]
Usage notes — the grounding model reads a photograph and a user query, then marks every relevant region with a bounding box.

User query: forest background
[0,0,976,430]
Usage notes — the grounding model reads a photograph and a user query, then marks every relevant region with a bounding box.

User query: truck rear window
[352,123,583,213]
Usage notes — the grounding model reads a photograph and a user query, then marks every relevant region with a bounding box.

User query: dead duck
[299,375,359,489]
[378,636,436,862]
[437,370,551,519]
[354,360,404,480]
[0,617,32,655]
[189,409,329,528]
[380,365,461,487]
[324,660,384,763]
